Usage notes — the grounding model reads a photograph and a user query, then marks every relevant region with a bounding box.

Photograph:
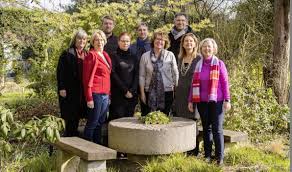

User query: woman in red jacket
[83,30,111,144]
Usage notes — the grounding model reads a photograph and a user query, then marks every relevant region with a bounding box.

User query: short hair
[151,31,170,49]
[69,29,88,48]
[90,30,107,47]
[136,22,148,30]
[102,15,115,24]
[118,32,131,40]
[178,33,199,59]
[199,38,218,55]
[174,13,188,21]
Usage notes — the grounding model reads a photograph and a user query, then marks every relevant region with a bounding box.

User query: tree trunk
[270,0,290,104]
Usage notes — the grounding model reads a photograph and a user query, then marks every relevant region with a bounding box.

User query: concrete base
[78,159,106,172]
[109,117,196,155]
[56,150,80,172]
[56,149,108,172]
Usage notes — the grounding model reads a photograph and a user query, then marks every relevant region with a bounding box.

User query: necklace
[180,58,192,76]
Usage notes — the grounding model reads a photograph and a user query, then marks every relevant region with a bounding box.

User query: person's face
[154,35,165,50]
[201,41,215,58]
[102,19,115,34]
[118,35,131,51]
[75,36,87,49]
[183,36,196,51]
[174,15,187,31]
[137,25,148,40]
[93,34,105,50]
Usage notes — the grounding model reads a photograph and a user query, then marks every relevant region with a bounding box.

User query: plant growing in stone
[139,111,171,125]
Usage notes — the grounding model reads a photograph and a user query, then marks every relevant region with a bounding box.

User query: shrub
[139,111,171,124]
[225,70,289,142]
[0,105,64,168]
[2,96,59,122]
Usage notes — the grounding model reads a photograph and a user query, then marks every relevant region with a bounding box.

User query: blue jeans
[197,101,224,161]
[84,93,109,144]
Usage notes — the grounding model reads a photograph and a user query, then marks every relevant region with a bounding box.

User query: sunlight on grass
[142,154,222,172]
[225,144,289,171]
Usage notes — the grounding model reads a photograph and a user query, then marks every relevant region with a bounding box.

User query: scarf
[137,38,146,48]
[191,56,220,102]
[148,50,165,111]
[171,27,188,40]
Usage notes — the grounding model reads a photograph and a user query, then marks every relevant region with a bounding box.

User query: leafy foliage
[0,106,64,163]
[139,111,171,125]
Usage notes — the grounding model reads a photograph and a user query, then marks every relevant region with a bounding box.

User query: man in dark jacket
[130,22,151,61]
[102,15,118,55]
[168,13,194,61]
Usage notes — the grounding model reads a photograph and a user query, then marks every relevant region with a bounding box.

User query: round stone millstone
[108,117,196,155]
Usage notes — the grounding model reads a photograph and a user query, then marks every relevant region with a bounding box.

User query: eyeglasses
[120,40,130,43]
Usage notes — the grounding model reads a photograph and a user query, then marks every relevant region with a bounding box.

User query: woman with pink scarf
[188,38,231,166]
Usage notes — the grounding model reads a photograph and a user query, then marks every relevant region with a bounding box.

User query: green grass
[142,154,222,172]
[2,150,56,172]
[225,144,289,171]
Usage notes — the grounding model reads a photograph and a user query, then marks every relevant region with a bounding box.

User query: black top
[110,47,139,96]
[104,34,118,55]
[168,26,194,61]
[56,48,87,119]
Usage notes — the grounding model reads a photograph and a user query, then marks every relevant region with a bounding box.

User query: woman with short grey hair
[57,29,88,137]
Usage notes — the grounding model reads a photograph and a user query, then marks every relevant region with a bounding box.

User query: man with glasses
[168,13,195,61]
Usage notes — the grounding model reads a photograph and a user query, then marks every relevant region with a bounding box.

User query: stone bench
[55,137,117,172]
[198,127,248,143]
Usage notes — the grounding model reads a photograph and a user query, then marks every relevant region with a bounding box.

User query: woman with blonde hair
[83,30,112,144]
[174,33,200,156]
[57,29,88,137]
[174,33,200,119]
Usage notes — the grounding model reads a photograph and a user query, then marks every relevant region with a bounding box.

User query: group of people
[56,13,231,165]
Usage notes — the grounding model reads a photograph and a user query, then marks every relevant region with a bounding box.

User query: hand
[188,102,194,112]
[125,91,133,98]
[59,90,66,97]
[140,93,146,104]
[223,102,231,111]
[87,101,94,109]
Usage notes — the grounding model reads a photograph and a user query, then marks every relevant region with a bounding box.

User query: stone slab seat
[54,137,117,172]
[198,127,248,143]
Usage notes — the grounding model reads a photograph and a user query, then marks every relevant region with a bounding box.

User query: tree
[268,0,290,104]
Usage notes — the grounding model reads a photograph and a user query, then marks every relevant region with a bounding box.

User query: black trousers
[197,101,224,160]
[141,91,174,116]
[109,96,137,121]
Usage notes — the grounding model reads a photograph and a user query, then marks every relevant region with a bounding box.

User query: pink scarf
[191,56,220,102]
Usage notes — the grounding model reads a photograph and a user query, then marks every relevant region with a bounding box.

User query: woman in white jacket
[139,31,179,116]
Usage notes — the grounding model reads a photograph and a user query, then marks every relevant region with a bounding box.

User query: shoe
[217,159,223,166]
[205,157,211,163]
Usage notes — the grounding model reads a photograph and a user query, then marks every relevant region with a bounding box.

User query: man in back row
[168,13,194,61]
[102,15,118,55]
